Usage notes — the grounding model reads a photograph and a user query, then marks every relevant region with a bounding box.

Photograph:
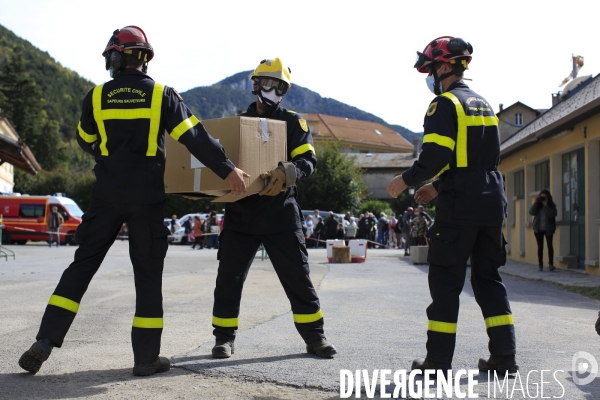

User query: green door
[562,148,586,269]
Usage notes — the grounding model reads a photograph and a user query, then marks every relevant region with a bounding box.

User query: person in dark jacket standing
[387,36,517,377]
[325,212,338,240]
[182,217,192,246]
[529,189,557,271]
[210,58,336,360]
[313,216,325,248]
[18,26,248,377]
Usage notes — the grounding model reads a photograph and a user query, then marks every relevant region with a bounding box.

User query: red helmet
[102,26,154,61]
[414,36,472,73]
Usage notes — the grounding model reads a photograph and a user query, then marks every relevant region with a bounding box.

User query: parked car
[0,193,83,245]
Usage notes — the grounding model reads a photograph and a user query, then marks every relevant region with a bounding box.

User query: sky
[0,0,597,133]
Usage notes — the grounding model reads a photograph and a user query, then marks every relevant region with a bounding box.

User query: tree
[0,50,60,170]
[359,199,392,218]
[296,143,367,213]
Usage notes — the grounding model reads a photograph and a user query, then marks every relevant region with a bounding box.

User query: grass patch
[559,284,600,301]
[504,271,600,301]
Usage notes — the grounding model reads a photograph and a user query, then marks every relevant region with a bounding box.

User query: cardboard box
[164,116,287,202]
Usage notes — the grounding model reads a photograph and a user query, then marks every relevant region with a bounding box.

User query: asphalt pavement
[0,241,599,399]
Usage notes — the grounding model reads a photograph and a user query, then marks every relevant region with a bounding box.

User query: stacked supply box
[164,116,287,202]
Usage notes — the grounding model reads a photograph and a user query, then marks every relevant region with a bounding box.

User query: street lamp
[408,187,415,207]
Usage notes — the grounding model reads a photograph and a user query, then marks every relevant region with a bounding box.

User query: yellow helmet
[250,58,292,88]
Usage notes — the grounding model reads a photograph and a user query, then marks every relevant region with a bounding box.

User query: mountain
[0,24,95,140]
[181,71,421,145]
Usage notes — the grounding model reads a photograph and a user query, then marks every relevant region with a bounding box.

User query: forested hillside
[0,24,94,140]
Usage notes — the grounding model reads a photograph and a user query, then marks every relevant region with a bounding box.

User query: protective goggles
[255,77,289,96]
[414,51,433,70]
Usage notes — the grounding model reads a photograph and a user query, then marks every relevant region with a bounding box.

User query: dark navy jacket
[402,81,506,226]
[77,69,235,204]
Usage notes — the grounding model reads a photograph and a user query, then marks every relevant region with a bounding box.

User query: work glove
[259,161,296,196]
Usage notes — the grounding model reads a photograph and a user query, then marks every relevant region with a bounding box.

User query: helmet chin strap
[431,66,455,95]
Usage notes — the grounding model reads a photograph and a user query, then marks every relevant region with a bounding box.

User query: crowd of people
[302,207,433,253]
[169,211,224,250]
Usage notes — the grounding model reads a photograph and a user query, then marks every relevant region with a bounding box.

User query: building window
[535,161,550,191]
[515,113,523,126]
[514,170,525,199]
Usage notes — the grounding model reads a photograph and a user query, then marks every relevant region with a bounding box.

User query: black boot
[306,339,337,358]
[411,357,452,378]
[19,339,55,374]
[133,356,171,376]
[549,264,556,271]
[478,354,518,375]
[538,264,543,271]
[212,340,235,358]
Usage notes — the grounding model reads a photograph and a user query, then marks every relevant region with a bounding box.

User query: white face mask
[425,65,446,94]
[258,89,282,105]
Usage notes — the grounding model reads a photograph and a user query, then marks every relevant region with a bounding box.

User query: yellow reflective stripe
[485,314,514,329]
[77,121,97,143]
[465,115,498,127]
[48,295,79,313]
[423,133,455,151]
[441,92,467,167]
[132,317,163,329]
[438,164,450,176]
[146,83,164,156]
[428,320,457,334]
[291,143,315,159]
[92,84,109,156]
[212,316,239,327]
[293,310,323,323]
[170,115,200,141]
[100,108,152,120]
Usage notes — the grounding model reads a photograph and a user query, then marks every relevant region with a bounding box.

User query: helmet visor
[414,51,433,70]
[256,77,289,96]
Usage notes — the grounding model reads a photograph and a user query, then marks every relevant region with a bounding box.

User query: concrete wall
[500,112,600,274]
[362,169,405,199]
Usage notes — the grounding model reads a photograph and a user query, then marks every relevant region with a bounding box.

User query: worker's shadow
[172,352,314,370]
[0,367,187,399]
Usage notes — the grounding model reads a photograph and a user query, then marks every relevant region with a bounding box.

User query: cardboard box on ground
[164,116,287,202]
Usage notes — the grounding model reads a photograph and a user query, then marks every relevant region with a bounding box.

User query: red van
[0,194,84,245]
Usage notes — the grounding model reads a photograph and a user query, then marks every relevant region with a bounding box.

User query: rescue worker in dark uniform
[18,26,248,376]
[210,58,336,359]
[387,36,517,376]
